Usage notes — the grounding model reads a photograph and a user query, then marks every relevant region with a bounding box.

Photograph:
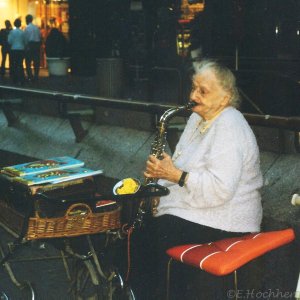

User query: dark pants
[10,50,25,84]
[1,47,10,75]
[25,41,41,80]
[130,214,246,300]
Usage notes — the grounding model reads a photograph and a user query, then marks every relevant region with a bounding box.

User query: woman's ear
[222,93,231,106]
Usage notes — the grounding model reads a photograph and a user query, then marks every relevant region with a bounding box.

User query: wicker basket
[26,203,121,240]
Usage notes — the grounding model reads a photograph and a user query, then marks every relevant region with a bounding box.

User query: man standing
[24,14,41,82]
[0,20,12,76]
[8,18,26,84]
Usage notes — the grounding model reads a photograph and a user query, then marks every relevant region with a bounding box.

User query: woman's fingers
[145,153,172,179]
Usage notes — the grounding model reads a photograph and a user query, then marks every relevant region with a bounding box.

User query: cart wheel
[112,285,135,300]
[109,272,135,300]
[0,291,9,300]
[125,287,135,300]
[20,282,35,300]
[72,260,102,300]
[71,260,135,300]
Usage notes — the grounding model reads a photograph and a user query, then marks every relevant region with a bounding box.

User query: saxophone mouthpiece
[186,101,197,109]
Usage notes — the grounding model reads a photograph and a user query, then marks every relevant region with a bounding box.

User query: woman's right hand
[144,152,182,184]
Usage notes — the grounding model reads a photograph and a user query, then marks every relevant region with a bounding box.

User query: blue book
[13,167,103,186]
[1,156,84,177]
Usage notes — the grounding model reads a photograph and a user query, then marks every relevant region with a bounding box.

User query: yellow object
[116,178,140,195]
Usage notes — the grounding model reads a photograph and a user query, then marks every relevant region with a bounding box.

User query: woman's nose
[190,89,197,100]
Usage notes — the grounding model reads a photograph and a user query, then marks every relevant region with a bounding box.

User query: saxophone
[145,101,196,215]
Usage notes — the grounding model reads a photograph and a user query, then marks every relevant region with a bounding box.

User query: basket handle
[66,203,92,217]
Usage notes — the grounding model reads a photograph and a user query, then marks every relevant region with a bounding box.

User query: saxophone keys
[151,197,160,215]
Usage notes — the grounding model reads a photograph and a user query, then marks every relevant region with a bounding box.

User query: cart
[0,173,168,299]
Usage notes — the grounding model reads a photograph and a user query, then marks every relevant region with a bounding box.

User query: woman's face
[190,68,230,120]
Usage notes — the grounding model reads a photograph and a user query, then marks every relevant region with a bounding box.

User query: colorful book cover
[12,167,103,186]
[2,156,84,177]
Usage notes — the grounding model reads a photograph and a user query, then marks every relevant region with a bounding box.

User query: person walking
[0,20,12,76]
[24,14,41,82]
[8,18,26,84]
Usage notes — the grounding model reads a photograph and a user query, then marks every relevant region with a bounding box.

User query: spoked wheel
[0,290,9,300]
[112,284,135,300]
[70,259,135,300]
[71,260,102,300]
[110,272,136,300]
[20,281,35,300]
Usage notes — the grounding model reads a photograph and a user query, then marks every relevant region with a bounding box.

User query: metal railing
[0,84,300,149]
[0,84,299,126]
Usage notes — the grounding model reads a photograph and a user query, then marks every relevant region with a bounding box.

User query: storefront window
[177,0,204,57]
[27,0,69,67]
[28,0,69,35]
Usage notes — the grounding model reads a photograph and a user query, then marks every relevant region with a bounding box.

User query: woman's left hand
[144,152,182,183]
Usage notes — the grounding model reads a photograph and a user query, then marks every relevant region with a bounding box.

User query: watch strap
[178,171,188,187]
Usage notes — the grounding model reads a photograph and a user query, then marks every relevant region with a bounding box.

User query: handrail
[0,84,172,115]
[0,84,300,131]
[244,113,300,132]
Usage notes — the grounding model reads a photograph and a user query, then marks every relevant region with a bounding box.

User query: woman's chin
[193,107,203,116]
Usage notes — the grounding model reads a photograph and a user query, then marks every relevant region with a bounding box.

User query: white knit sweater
[156,107,263,232]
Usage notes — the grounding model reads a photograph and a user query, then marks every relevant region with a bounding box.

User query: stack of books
[0,156,103,186]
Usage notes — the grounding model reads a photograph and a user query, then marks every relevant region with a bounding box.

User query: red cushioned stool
[166,228,295,300]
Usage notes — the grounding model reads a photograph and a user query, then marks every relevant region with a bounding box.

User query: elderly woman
[134,59,263,299]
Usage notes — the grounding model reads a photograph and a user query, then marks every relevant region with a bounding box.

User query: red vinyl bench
[166,228,295,300]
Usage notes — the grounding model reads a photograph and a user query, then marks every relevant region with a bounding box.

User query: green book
[1,156,84,177]
[13,167,103,186]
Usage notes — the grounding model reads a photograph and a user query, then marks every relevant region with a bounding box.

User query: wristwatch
[178,171,188,187]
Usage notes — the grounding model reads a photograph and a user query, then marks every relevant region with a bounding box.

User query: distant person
[0,20,12,76]
[24,14,41,82]
[45,28,69,58]
[8,18,26,84]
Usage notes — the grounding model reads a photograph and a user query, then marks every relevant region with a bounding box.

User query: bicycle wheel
[110,272,136,300]
[71,258,136,300]
[113,285,135,300]
[0,290,9,300]
[72,260,102,300]
[20,282,35,300]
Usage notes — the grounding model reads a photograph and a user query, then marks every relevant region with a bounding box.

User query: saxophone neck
[159,106,184,123]
[159,102,194,123]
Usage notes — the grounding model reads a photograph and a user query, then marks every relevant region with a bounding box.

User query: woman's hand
[144,152,182,183]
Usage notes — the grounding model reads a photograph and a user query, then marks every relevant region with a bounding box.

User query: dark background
[68,0,300,74]
[66,0,300,117]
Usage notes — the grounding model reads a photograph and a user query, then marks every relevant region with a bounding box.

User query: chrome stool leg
[166,257,239,300]
[166,258,173,300]
[295,271,300,300]
[234,270,238,300]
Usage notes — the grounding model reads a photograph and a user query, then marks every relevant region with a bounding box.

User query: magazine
[1,156,84,177]
[13,167,103,186]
